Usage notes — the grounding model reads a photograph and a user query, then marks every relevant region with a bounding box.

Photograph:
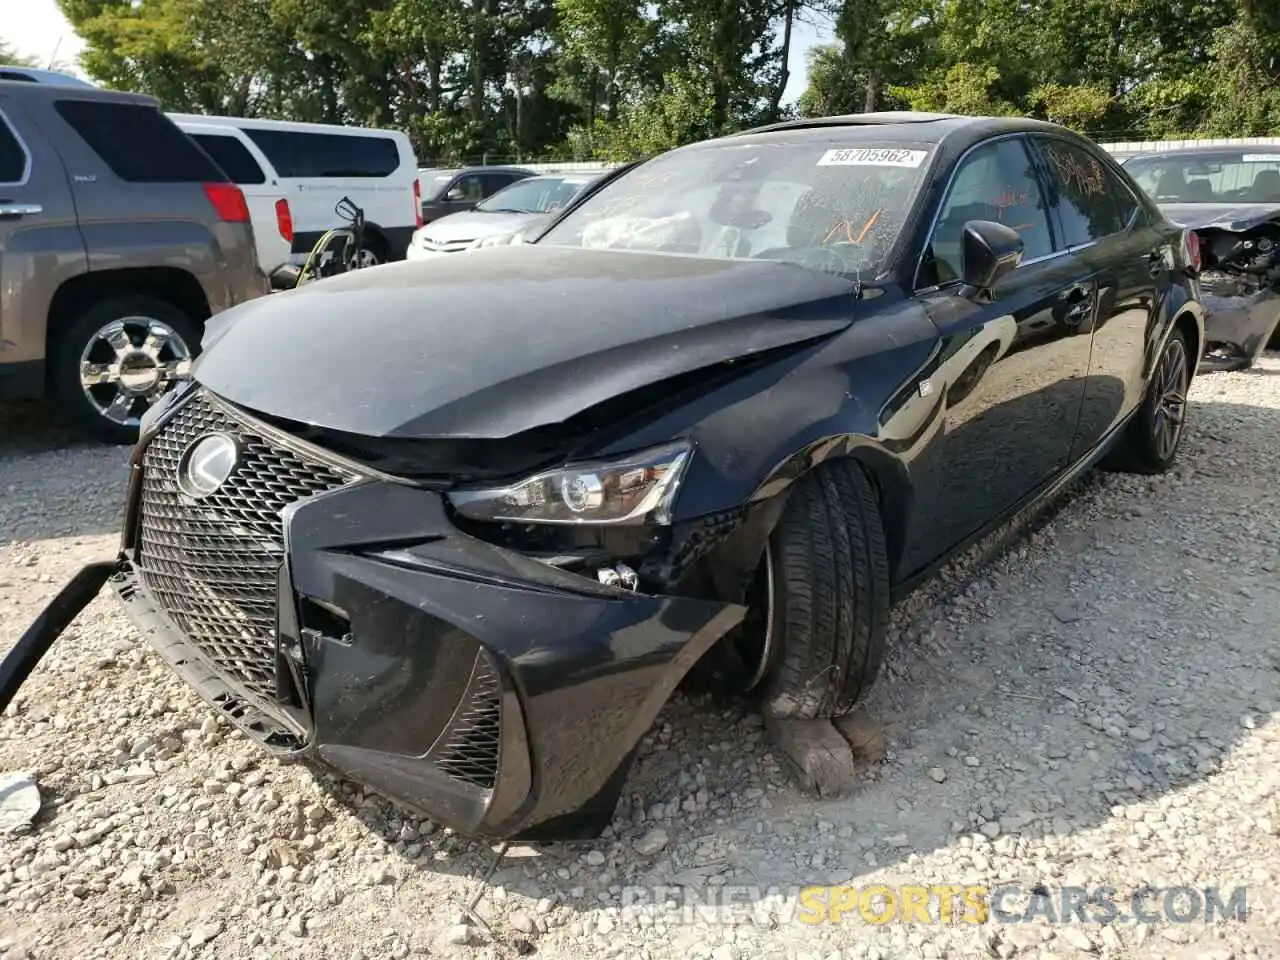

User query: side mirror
[444,186,465,202]
[961,220,1024,293]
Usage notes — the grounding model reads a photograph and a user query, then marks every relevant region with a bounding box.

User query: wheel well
[46,268,210,371]
[361,224,389,255]
[1173,309,1202,367]
[845,451,911,578]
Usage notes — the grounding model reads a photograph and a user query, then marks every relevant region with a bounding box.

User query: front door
[900,134,1097,574]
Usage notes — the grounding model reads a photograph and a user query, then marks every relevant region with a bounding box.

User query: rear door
[0,93,85,380]
[186,127,291,273]
[901,134,1096,571]
[1030,135,1163,460]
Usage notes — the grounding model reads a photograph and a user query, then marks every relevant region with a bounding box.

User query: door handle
[1057,284,1095,327]
[0,203,42,219]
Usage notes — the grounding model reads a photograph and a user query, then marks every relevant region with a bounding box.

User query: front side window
[538,139,933,279]
[450,174,485,201]
[1125,151,1280,204]
[1037,137,1124,247]
[190,133,266,185]
[922,137,1055,288]
[0,113,27,183]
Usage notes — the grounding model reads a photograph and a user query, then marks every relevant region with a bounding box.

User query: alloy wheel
[78,316,193,428]
[1152,335,1189,461]
[353,247,381,269]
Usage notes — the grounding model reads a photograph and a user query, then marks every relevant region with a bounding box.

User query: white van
[169,114,421,271]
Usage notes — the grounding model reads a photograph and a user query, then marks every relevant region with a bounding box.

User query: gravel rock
[3,359,1280,959]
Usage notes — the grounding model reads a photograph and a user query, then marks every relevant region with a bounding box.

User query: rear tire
[1101,327,1190,475]
[755,459,891,721]
[50,295,201,445]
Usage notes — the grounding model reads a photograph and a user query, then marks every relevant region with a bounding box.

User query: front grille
[135,389,358,705]
[431,653,502,790]
[419,236,473,253]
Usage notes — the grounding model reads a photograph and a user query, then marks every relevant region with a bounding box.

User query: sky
[8,0,833,104]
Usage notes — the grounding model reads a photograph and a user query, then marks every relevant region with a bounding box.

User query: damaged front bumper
[7,387,745,841]
[1199,275,1280,371]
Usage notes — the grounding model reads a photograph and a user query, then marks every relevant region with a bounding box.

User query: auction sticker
[817,148,928,167]
[1242,154,1280,163]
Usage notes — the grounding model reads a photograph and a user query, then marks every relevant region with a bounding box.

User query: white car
[406,172,609,259]
[170,114,421,273]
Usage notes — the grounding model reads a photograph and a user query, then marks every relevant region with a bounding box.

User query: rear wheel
[50,295,200,444]
[729,459,891,721]
[1102,327,1190,475]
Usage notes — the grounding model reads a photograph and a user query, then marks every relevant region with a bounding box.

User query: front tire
[50,295,200,445]
[752,459,891,721]
[1102,327,1191,475]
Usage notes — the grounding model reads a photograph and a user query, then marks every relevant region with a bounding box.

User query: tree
[1,38,42,67]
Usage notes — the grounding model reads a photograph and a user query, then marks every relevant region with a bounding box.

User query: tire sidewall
[50,295,201,445]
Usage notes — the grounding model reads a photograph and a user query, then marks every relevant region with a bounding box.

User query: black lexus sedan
[5,112,1204,842]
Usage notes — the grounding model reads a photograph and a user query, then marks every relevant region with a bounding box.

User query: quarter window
[0,113,26,183]
[242,129,399,178]
[54,100,224,183]
[923,137,1055,288]
[1037,138,1124,246]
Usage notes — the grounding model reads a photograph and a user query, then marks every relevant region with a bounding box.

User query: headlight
[470,232,518,250]
[446,441,692,525]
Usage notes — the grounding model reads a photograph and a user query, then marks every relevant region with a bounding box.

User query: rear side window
[1036,137,1124,246]
[54,100,226,183]
[242,129,399,178]
[190,133,266,185]
[0,114,27,182]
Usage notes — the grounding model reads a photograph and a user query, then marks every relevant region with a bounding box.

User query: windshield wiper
[480,207,529,214]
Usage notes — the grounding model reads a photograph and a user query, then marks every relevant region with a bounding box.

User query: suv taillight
[275,198,294,243]
[413,178,423,228]
[1184,230,1202,275]
[203,182,250,223]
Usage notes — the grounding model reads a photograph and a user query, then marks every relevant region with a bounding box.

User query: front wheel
[50,296,200,444]
[1101,327,1191,475]
[726,459,891,721]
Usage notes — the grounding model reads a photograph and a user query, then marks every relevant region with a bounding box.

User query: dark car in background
[0,80,268,443]
[417,165,536,224]
[1124,146,1280,368]
[12,112,1204,842]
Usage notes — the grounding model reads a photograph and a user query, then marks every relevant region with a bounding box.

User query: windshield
[1126,152,1280,204]
[423,171,459,200]
[537,139,933,279]
[477,176,591,214]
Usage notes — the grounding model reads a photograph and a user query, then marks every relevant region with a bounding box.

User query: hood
[196,245,858,439]
[1158,202,1280,232]
[417,209,538,244]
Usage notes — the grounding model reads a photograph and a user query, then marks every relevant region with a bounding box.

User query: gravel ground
[2,355,1279,960]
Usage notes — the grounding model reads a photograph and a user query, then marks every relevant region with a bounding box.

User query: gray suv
[0,80,269,443]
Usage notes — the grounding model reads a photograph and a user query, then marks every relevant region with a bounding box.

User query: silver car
[406,172,610,258]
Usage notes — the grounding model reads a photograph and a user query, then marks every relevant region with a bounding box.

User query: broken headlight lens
[446,441,692,525]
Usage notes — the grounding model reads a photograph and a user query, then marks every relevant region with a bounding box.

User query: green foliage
[1,38,42,68]
[50,0,1280,161]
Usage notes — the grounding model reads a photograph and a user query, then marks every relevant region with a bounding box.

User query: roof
[713,112,1073,149]
[168,112,409,139]
[0,66,96,88]
[0,78,157,107]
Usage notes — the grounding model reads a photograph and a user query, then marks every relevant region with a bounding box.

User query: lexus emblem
[177,432,239,499]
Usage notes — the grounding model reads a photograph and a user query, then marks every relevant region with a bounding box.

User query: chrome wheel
[79,316,193,427]
[1152,335,1189,461]
[353,246,381,269]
